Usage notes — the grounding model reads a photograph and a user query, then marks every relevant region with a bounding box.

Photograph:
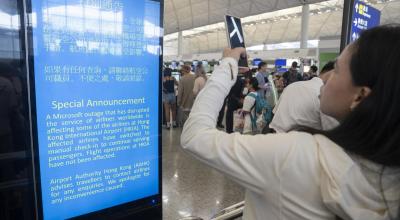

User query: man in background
[178,65,195,125]
[255,61,269,99]
[283,61,302,86]
[270,61,338,132]
[225,74,245,133]
[303,65,318,81]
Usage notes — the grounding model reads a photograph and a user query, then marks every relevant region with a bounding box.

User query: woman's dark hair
[300,24,400,219]
[163,68,172,77]
[249,77,259,90]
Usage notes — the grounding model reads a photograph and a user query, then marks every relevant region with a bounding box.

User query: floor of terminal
[162,128,244,220]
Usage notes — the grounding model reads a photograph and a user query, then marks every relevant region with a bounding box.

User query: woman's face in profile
[320,45,361,121]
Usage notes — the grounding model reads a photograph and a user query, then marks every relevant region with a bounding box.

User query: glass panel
[0,0,35,219]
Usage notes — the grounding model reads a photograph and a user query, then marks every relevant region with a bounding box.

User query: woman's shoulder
[271,132,349,179]
[273,132,347,163]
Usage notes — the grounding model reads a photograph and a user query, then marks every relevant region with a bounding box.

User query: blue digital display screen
[30,0,161,219]
[275,59,287,72]
[350,0,380,42]
[275,59,286,67]
[171,61,178,69]
[252,58,262,67]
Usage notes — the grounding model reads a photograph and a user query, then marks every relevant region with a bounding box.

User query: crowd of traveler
[163,63,209,129]
[166,56,338,134]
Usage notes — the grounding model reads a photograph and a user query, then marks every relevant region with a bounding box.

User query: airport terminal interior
[1,0,400,219]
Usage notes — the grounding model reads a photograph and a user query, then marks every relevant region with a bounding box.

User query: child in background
[242,77,259,134]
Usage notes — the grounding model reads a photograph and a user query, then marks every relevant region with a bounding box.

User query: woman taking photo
[181,25,400,219]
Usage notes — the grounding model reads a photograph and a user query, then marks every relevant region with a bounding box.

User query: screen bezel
[22,0,163,219]
[340,0,355,52]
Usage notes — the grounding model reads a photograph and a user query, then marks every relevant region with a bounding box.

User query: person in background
[162,68,178,129]
[177,65,195,125]
[216,99,226,129]
[303,65,318,81]
[224,74,245,133]
[283,61,302,86]
[309,65,318,78]
[217,68,250,130]
[273,75,285,97]
[241,77,259,134]
[270,61,338,133]
[181,24,400,220]
[193,63,207,97]
[255,61,269,98]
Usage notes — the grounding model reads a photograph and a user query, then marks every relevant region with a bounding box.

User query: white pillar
[300,4,310,49]
[178,31,183,56]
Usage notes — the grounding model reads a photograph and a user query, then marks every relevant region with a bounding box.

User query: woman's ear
[350,86,371,110]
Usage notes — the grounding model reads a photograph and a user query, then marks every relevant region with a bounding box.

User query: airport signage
[350,0,381,42]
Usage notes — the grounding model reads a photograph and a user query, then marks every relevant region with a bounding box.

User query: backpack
[248,93,273,132]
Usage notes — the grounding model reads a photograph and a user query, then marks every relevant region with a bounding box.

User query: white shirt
[181,58,399,220]
[270,77,338,132]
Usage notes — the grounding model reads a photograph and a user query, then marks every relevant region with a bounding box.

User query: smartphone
[224,15,248,67]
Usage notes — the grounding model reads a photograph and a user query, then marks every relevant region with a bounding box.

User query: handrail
[178,201,245,220]
[179,216,203,220]
[210,201,245,220]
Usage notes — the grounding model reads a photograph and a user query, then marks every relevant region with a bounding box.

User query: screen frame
[22,0,163,219]
[340,0,355,52]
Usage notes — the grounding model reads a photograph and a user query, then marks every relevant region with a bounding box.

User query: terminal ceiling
[164,0,327,34]
[163,0,400,55]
